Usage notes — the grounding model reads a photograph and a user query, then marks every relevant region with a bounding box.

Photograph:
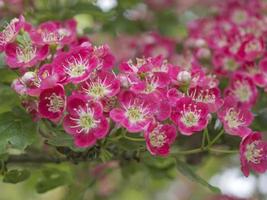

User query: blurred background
[0,0,267,199]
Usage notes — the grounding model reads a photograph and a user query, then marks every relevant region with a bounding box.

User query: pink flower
[38,84,66,121]
[119,56,171,95]
[212,52,240,76]
[168,64,205,88]
[240,61,267,87]
[80,70,120,100]
[30,19,77,45]
[110,91,154,133]
[218,97,253,137]
[188,86,223,112]
[92,45,115,70]
[237,35,265,62]
[224,73,258,108]
[240,132,267,177]
[52,44,97,84]
[63,94,109,148]
[11,71,41,96]
[145,122,177,156]
[5,42,49,69]
[0,15,25,52]
[170,97,209,135]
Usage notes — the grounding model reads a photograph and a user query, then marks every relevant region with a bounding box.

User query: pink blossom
[119,56,171,95]
[29,19,77,45]
[92,45,115,70]
[110,91,154,133]
[217,97,253,137]
[5,42,49,69]
[168,64,205,88]
[38,84,66,121]
[11,71,41,96]
[240,132,267,177]
[145,122,177,156]
[237,35,265,62]
[188,86,223,112]
[52,44,97,84]
[63,94,109,148]
[224,73,258,108]
[0,15,25,52]
[80,70,120,100]
[170,97,209,135]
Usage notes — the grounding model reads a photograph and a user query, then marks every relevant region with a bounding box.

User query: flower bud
[177,70,191,85]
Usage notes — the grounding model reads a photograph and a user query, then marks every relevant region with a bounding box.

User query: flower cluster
[186,0,267,176]
[1,0,267,178]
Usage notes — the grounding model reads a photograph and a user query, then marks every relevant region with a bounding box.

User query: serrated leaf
[0,107,37,154]
[3,169,31,184]
[176,159,221,193]
[36,168,70,193]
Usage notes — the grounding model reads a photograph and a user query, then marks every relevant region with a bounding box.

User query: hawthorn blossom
[0,15,24,52]
[218,97,253,137]
[119,56,170,95]
[38,84,65,121]
[11,71,41,96]
[110,91,154,133]
[5,42,49,68]
[237,35,265,62]
[92,45,115,70]
[145,122,177,156]
[80,70,120,100]
[188,86,223,112]
[240,132,267,177]
[29,19,77,45]
[170,97,209,135]
[63,94,109,148]
[224,73,258,108]
[52,44,97,84]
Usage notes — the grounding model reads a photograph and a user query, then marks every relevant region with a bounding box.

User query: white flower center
[41,28,69,43]
[190,89,216,104]
[180,104,201,127]
[64,55,88,78]
[224,108,244,128]
[233,81,251,102]
[16,44,37,63]
[70,105,99,134]
[0,18,19,45]
[245,141,263,164]
[45,93,64,113]
[126,107,144,123]
[149,128,166,148]
[83,77,111,99]
[245,39,261,53]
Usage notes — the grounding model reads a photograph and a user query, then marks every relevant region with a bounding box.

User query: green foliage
[0,107,37,154]
[35,168,70,193]
[3,169,31,184]
[176,159,221,193]
[45,128,85,152]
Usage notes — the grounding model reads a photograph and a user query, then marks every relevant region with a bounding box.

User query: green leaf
[46,129,85,152]
[0,107,37,154]
[0,84,20,114]
[176,159,221,193]
[3,169,31,184]
[36,168,70,193]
